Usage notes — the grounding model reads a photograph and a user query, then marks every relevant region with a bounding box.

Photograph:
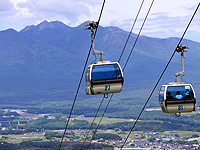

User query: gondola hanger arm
[174,45,189,82]
[85,21,104,62]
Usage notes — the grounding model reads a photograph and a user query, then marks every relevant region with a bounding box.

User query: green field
[164,131,200,138]
[75,117,134,125]
[0,133,46,144]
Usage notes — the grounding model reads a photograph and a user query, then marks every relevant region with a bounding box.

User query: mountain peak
[37,20,54,31]
[40,20,49,24]
[50,21,70,28]
[0,28,19,37]
[1,28,18,33]
[21,20,70,32]
[76,21,91,28]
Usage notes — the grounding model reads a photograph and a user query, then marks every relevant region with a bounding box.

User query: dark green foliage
[192,134,199,138]
[68,119,97,130]
[93,133,122,141]
[0,141,114,150]
[25,117,66,130]
[0,109,20,121]
[0,142,16,150]
[0,129,25,135]
[45,132,62,140]
[24,117,97,131]
[45,131,75,140]
[148,137,156,142]
[0,116,19,121]
[174,134,180,137]
[3,111,20,116]
[0,109,5,115]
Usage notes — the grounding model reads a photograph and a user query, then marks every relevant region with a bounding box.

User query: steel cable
[80,96,105,149]
[118,0,145,63]
[122,0,155,71]
[86,94,114,149]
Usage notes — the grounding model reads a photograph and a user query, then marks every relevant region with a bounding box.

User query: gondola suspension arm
[85,21,104,62]
[174,45,189,82]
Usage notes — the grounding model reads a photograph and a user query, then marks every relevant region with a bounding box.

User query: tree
[174,134,180,137]
[192,134,199,138]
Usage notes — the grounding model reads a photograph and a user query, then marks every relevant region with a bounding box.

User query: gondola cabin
[159,82,196,114]
[86,61,124,95]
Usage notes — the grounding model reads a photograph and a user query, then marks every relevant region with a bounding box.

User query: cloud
[17,0,93,25]
[141,15,189,37]
[99,0,200,41]
[0,0,17,17]
[0,0,101,30]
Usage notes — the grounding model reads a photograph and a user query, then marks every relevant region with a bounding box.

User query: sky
[0,0,200,42]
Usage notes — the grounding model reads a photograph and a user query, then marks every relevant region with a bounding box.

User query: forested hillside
[0,20,199,107]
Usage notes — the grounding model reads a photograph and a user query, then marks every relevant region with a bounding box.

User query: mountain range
[0,20,199,104]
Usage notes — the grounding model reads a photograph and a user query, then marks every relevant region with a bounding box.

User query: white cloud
[99,0,200,41]
[17,0,91,25]
[0,0,17,17]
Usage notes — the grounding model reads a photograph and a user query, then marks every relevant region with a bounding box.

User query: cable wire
[86,94,114,149]
[118,0,145,63]
[86,0,155,149]
[80,96,105,149]
[58,0,106,149]
[123,0,155,71]
[120,2,200,149]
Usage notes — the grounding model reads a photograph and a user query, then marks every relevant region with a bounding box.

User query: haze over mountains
[0,20,199,104]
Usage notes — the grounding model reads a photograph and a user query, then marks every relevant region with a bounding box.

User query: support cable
[80,96,105,149]
[118,0,145,62]
[120,2,200,149]
[58,0,106,149]
[123,0,155,71]
[86,0,155,149]
[86,94,114,149]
